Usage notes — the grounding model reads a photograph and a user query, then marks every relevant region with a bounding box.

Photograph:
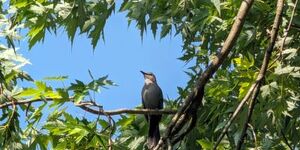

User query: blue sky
[19,7,189,118]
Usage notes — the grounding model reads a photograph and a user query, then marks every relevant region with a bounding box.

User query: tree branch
[213,83,259,149]
[280,0,298,56]
[281,130,293,150]
[171,113,197,145]
[155,0,255,149]
[0,98,177,115]
[214,1,284,148]
[248,124,258,150]
[78,106,177,115]
[236,86,260,150]
[236,1,284,149]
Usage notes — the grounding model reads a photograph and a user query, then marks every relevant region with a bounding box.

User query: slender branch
[107,114,114,150]
[213,83,259,149]
[77,106,177,115]
[214,0,284,149]
[248,124,257,150]
[170,114,189,136]
[281,130,293,150]
[171,113,197,145]
[291,24,300,30]
[280,0,298,56]
[154,0,255,149]
[0,98,177,115]
[236,1,284,149]
[2,95,18,145]
[236,87,259,150]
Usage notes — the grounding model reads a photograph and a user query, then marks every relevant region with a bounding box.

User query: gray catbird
[141,71,163,149]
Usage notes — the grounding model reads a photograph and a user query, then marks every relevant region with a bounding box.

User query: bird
[141,71,163,149]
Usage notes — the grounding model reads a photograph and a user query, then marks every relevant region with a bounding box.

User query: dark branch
[236,87,259,150]
[0,98,177,115]
[171,113,197,144]
[213,83,259,149]
[78,107,177,115]
[281,130,293,150]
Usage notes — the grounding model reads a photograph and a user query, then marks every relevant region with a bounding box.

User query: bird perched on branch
[141,71,163,149]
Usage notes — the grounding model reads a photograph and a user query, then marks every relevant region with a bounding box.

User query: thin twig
[281,130,293,150]
[279,0,299,57]
[248,124,257,150]
[2,95,17,145]
[213,83,259,149]
[171,113,197,145]
[106,114,114,150]
[236,87,259,150]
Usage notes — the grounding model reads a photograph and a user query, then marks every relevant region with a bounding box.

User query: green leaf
[29,3,46,15]
[82,16,96,32]
[87,135,101,148]
[54,140,67,150]
[128,136,145,150]
[68,127,84,135]
[14,1,32,8]
[43,76,68,81]
[35,81,47,91]
[238,82,251,99]
[117,115,135,127]
[56,88,69,100]
[262,136,273,150]
[28,20,46,49]
[274,65,296,75]
[211,0,221,15]
[28,102,47,121]
[90,17,105,49]
[98,119,109,128]
[160,24,171,39]
[197,139,213,149]
[18,88,40,97]
[66,17,78,45]
[214,121,226,132]
[151,22,157,38]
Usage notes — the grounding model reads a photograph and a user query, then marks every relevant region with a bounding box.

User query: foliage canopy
[0,0,300,149]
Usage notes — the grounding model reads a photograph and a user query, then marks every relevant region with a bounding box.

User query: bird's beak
[140,70,146,75]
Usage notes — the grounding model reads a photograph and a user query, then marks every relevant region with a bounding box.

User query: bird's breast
[142,83,163,109]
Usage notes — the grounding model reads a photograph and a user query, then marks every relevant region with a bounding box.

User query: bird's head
[140,71,157,84]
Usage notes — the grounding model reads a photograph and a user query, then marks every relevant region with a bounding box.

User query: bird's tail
[148,116,160,149]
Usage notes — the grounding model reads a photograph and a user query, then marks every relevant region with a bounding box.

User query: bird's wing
[157,85,163,109]
[141,84,149,122]
[141,84,147,108]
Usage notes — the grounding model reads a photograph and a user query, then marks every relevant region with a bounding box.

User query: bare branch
[78,106,177,115]
[236,1,284,149]
[281,130,293,150]
[236,86,259,150]
[291,24,300,30]
[248,124,258,150]
[214,0,285,148]
[0,98,177,115]
[171,113,197,145]
[280,0,299,56]
[213,83,259,150]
